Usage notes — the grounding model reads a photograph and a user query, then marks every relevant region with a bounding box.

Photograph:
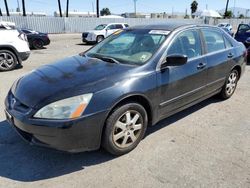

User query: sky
[0,0,249,15]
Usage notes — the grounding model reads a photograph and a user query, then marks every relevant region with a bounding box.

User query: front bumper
[5,95,108,152]
[18,51,30,61]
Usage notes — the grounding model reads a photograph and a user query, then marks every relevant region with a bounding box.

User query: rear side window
[167,30,202,59]
[107,24,116,30]
[224,36,233,48]
[202,29,225,53]
[115,24,123,29]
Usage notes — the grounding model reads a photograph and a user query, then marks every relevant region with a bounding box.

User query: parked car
[234,23,250,46]
[5,23,247,155]
[0,21,30,71]
[21,29,50,49]
[218,23,233,31]
[221,27,234,37]
[82,23,129,43]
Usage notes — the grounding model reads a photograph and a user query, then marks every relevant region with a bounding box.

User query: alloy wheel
[0,52,15,70]
[112,110,143,148]
[226,71,237,96]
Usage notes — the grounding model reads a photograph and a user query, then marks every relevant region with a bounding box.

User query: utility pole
[96,0,99,18]
[22,0,26,16]
[224,0,230,18]
[4,0,10,16]
[66,0,69,17]
[58,0,62,17]
[0,8,2,16]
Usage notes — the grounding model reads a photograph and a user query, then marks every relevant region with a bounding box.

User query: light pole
[224,0,230,18]
[133,0,137,17]
[0,8,2,16]
[66,0,69,17]
[22,0,26,16]
[96,0,99,18]
[4,0,10,16]
[58,0,62,17]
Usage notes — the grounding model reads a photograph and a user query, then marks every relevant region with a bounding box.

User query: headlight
[34,93,93,119]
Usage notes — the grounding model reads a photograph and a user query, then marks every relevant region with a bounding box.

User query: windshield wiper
[99,56,120,64]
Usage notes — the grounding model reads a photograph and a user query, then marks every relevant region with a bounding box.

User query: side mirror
[161,54,188,69]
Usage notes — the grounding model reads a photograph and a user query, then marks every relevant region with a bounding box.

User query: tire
[102,102,148,155]
[0,50,18,71]
[96,35,104,43]
[32,39,44,49]
[219,69,239,99]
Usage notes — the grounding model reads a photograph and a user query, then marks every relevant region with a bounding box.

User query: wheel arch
[231,65,242,79]
[0,45,20,63]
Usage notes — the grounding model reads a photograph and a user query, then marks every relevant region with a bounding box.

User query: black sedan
[5,24,247,155]
[21,29,50,49]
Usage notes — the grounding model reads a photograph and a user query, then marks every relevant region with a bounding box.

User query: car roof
[130,23,200,31]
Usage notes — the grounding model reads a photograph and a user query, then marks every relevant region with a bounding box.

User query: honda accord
[5,24,247,155]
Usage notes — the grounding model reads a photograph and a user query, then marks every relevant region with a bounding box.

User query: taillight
[18,33,27,41]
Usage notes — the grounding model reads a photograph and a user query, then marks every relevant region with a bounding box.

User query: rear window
[202,29,226,53]
[238,24,250,33]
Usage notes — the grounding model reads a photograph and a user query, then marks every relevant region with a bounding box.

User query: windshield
[94,24,107,30]
[85,29,168,65]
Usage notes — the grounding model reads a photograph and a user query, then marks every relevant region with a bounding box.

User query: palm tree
[4,0,10,16]
[22,0,26,16]
[96,0,99,18]
[57,0,62,17]
[191,1,198,18]
[224,0,230,18]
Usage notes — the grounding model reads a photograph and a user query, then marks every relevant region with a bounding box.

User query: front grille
[8,92,30,113]
[82,32,88,38]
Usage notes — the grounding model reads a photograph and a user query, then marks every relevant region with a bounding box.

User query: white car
[82,23,129,43]
[218,23,233,31]
[0,21,30,71]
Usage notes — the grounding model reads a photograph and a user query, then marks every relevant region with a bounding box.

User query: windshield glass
[85,29,168,65]
[94,24,107,30]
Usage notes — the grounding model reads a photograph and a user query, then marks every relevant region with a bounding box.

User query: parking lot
[0,34,249,188]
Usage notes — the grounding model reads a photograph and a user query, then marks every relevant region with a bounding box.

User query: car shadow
[0,96,221,182]
[146,97,221,136]
[76,43,94,47]
[30,47,47,50]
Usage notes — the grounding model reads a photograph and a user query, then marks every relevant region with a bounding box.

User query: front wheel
[219,69,239,99]
[32,39,44,49]
[102,103,148,155]
[96,35,104,43]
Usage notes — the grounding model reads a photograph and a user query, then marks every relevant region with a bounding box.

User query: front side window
[94,24,107,30]
[202,29,226,53]
[115,24,123,29]
[167,30,202,59]
[86,30,168,65]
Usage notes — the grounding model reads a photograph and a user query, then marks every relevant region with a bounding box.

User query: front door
[157,29,207,119]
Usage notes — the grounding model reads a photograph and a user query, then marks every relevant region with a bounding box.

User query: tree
[100,8,111,16]
[224,10,232,18]
[191,1,198,18]
[239,14,244,19]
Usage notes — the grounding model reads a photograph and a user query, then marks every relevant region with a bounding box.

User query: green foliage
[191,1,198,18]
[100,8,111,16]
[224,10,232,18]
[239,14,244,19]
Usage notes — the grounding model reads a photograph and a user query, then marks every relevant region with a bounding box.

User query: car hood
[11,55,134,108]
[86,30,104,35]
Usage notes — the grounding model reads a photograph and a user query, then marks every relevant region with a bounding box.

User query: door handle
[197,63,206,70]
[228,52,234,58]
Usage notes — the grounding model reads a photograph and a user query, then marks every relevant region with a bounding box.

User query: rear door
[200,28,232,93]
[157,29,207,119]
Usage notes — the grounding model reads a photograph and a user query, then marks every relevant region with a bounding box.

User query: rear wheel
[219,69,239,99]
[32,39,44,49]
[102,102,148,155]
[0,50,18,71]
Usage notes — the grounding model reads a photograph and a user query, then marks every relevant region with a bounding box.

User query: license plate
[5,110,13,124]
